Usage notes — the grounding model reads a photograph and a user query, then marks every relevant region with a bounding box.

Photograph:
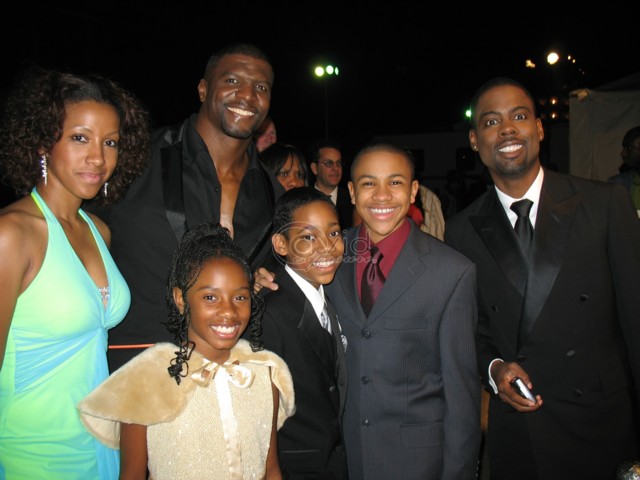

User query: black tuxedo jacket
[445,169,640,480]
[259,264,348,479]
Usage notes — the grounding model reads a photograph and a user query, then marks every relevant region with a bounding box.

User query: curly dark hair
[0,66,150,205]
[164,222,265,384]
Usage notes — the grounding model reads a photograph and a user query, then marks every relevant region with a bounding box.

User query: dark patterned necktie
[361,246,385,316]
[510,199,534,253]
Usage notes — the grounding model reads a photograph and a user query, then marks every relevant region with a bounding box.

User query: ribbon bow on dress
[190,359,255,389]
[190,358,256,480]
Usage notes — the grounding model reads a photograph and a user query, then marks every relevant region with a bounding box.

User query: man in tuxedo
[445,77,640,480]
[326,141,481,479]
[309,139,354,229]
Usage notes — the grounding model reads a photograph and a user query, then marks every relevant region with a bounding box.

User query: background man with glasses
[608,125,640,217]
[309,138,355,229]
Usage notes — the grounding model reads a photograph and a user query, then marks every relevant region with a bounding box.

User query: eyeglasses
[318,160,343,168]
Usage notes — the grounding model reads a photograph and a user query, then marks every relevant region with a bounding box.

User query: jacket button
[362,419,370,427]
[335,445,344,453]
[329,385,336,392]
[565,350,576,357]
[361,376,369,384]
[579,294,589,302]
[362,330,371,339]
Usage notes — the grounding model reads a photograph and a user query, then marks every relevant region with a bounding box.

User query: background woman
[260,142,308,191]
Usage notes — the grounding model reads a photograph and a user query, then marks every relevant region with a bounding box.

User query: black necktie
[361,246,385,316]
[510,199,534,253]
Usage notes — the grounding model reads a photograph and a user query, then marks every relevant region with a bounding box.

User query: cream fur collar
[78,340,295,449]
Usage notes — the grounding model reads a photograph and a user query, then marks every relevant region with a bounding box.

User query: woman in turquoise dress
[0,67,149,479]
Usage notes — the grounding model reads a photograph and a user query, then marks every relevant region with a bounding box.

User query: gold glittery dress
[78,339,295,480]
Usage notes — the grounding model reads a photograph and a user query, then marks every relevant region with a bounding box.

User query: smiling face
[273,200,344,288]
[469,84,543,192]
[45,100,120,200]
[348,149,418,244]
[197,53,273,140]
[175,257,252,364]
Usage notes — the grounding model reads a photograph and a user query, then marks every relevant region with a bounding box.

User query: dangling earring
[40,154,48,186]
[102,182,108,197]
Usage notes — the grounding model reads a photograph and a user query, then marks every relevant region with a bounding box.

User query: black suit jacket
[335,185,354,230]
[259,264,348,480]
[445,169,640,480]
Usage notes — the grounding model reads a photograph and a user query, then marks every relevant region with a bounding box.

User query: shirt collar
[355,218,411,280]
[314,184,338,204]
[494,167,544,228]
[284,264,326,317]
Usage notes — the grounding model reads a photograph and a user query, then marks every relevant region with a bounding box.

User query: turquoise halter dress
[0,189,130,479]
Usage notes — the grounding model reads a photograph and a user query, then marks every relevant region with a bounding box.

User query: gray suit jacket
[326,221,481,480]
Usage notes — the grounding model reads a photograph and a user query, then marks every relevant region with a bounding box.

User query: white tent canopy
[569,72,640,181]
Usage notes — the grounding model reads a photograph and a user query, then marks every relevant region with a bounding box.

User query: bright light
[314,64,339,78]
[525,59,536,69]
[547,52,560,65]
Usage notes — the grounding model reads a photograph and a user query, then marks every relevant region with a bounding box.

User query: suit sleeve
[439,261,482,480]
[260,306,287,359]
[444,222,501,391]
[607,184,640,404]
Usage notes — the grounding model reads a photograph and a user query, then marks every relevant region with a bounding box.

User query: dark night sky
[3,2,639,160]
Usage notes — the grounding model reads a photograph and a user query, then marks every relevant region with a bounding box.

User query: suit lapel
[519,174,580,345]
[325,298,348,417]
[470,192,529,296]
[335,230,367,324]
[277,268,336,376]
[161,141,187,240]
[298,295,337,377]
[364,225,428,325]
[325,299,346,356]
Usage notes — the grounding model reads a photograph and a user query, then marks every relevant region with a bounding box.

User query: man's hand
[491,360,543,412]
[254,267,278,294]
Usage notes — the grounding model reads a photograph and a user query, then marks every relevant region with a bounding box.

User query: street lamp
[314,64,339,138]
